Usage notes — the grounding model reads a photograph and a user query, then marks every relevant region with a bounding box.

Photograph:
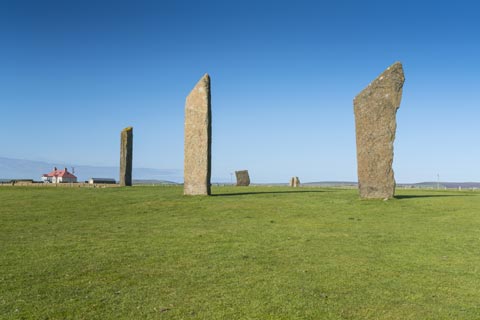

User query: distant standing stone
[289,176,300,187]
[120,127,133,187]
[354,62,405,199]
[235,170,250,186]
[184,74,212,195]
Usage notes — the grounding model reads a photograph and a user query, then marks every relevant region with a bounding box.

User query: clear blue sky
[1,0,479,183]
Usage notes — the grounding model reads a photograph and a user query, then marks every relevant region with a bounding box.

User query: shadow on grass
[395,194,475,199]
[212,190,329,197]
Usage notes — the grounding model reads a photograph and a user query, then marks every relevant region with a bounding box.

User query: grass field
[1,186,480,319]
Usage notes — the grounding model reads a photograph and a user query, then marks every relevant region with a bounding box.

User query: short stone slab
[184,74,212,195]
[354,62,405,199]
[290,176,300,187]
[235,170,250,186]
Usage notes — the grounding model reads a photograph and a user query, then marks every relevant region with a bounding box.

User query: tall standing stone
[184,74,212,195]
[235,170,250,186]
[354,62,405,199]
[120,127,133,187]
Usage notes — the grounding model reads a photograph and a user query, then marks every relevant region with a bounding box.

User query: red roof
[44,168,77,179]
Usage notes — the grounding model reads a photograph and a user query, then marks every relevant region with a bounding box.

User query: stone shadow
[395,194,475,200]
[212,190,329,197]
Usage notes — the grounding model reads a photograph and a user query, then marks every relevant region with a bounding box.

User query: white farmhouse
[42,167,77,183]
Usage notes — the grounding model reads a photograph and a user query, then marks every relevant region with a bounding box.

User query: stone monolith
[184,74,212,195]
[235,170,250,186]
[354,62,405,199]
[290,176,300,187]
[120,127,133,187]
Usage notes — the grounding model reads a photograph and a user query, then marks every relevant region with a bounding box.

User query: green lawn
[1,186,480,319]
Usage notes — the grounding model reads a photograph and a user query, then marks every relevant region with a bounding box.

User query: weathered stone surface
[290,176,300,187]
[354,62,405,199]
[184,74,212,195]
[119,127,133,187]
[235,170,250,186]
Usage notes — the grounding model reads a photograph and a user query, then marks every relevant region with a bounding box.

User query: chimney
[64,167,68,172]
[54,167,57,171]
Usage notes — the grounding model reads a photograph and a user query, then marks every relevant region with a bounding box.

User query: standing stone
[120,127,133,187]
[235,170,250,186]
[289,177,300,187]
[354,62,405,199]
[184,74,212,195]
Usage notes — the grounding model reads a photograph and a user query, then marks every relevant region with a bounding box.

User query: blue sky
[1,0,479,183]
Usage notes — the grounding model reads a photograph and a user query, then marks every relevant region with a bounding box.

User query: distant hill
[2,157,480,188]
[0,157,182,183]
[293,181,480,189]
[302,181,358,187]
[133,179,179,185]
[399,182,480,189]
